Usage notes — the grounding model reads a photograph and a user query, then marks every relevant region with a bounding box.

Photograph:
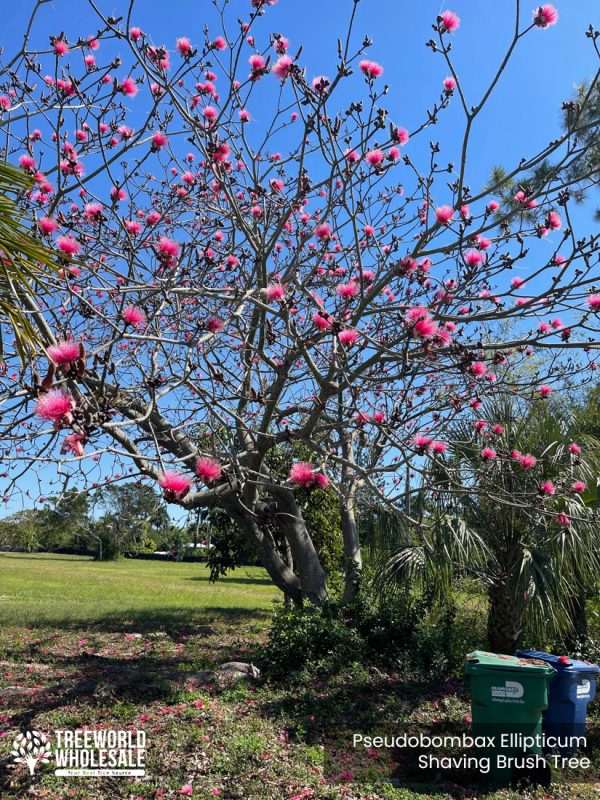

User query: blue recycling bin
[516,649,599,754]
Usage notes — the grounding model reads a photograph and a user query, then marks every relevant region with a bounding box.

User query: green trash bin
[464,650,555,785]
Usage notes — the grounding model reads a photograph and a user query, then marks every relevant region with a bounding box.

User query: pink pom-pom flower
[35,390,74,425]
[47,339,81,366]
[158,471,192,499]
[289,462,329,490]
[195,457,222,484]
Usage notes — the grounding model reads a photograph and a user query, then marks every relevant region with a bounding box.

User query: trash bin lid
[516,649,600,674]
[465,650,555,675]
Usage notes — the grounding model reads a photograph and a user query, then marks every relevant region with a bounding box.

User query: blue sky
[3,0,598,193]
[0,0,598,520]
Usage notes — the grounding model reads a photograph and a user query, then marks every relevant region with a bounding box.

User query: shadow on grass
[0,553,94,563]
[9,605,272,635]
[185,574,274,586]
[2,607,270,741]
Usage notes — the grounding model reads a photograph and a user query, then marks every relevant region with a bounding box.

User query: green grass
[0,552,277,628]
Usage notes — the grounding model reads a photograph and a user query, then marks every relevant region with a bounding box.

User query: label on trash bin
[491,680,524,702]
[577,680,591,698]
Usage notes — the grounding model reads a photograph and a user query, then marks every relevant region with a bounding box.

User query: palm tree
[383,396,600,654]
[0,161,59,360]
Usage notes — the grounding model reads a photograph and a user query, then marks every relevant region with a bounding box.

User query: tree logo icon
[12,731,52,775]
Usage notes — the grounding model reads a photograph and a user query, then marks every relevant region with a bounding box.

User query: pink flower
[122,305,146,328]
[289,462,328,490]
[159,471,192,499]
[481,447,497,460]
[195,457,222,484]
[56,235,80,256]
[61,433,85,457]
[47,340,81,366]
[313,312,332,330]
[365,149,385,167]
[430,440,447,454]
[265,283,285,302]
[249,53,265,72]
[413,316,438,340]
[272,55,293,80]
[435,205,454,225]
[213,36,227,51]
[519,454,538,469]
[38,216,58,235]
[214,143,231,163]
[289,462,316,487]
[314,222,331,239]
[239,109,251,122]
[359,60,384,79]
[206,315,225,333]
[120,77,138,97]
[556,512,571,527]
[158,236,179,259]
[571,481,586,494]
[546,210,562,230]
[412,434,432,452]
[179,783,194,796]
[312,472,330,489]
[18,154,35,170]
[533,4,559,28]
[152,131,168,149]
[337,281,359,299]
[176,37,193,56]
[338,329,359,345]
[83,202,103,223]
[393,127,409,146]
[540,480,556,495]
[129,26,142,41]
[53,38,69,56]
[440,11,460,32]
[311,75,330,93]
[125,220,142,235]
[569,443,581,455]
[443,76,456,93]
[586,294,600,311]
[487,200,500,212]
[539,385,553,397]
[469,361,487,377]
[465,250,483,266]
[35,390,74,424]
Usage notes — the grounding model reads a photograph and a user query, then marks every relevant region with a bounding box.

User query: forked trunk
[226,493,329,607]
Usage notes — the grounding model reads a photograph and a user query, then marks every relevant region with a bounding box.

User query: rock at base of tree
[214,662,261,686]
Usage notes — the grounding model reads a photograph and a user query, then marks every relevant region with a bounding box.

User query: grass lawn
[0,552,277,628]
[0,554,598,800]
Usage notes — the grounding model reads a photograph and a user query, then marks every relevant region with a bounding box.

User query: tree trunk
[226,502,305,605]
[340,432,362,604]
[487,580,524,653]
[283,537,294,611]
[341,503,362,604]
[271,487,329,605]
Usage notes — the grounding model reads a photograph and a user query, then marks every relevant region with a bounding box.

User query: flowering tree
[0,0,598,605]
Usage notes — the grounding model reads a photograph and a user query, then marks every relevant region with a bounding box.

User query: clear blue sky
[1,0,598,519]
